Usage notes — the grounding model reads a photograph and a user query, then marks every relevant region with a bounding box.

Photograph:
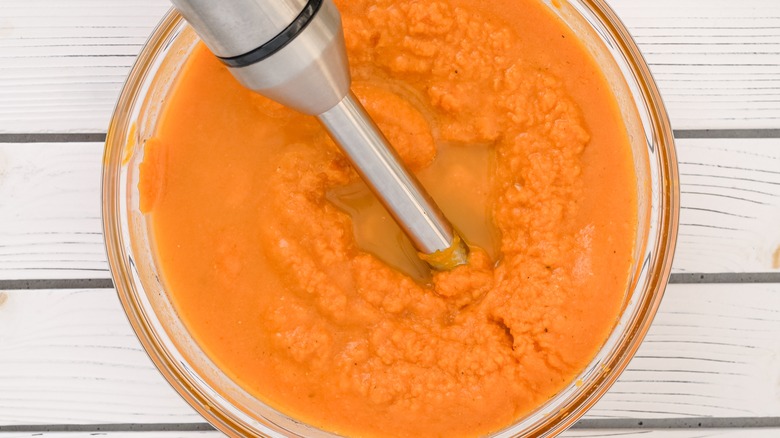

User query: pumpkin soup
[139,0,638,436]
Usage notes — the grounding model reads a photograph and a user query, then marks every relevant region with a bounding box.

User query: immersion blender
[170,0,469,270]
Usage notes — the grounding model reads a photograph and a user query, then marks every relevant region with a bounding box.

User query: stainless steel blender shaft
[319,92,454,255]
[170,0,468,268]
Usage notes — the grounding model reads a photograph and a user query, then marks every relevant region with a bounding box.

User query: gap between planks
[0,130,780,143]
[4,272,780,290]
[4,417,780,432]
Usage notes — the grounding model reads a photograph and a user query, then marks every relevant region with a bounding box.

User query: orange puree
[139,0,638,436]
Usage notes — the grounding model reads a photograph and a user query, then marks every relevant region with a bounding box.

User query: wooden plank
[0,143,108,280]
[675,138,780,273]
[607,0,780,129]
[0,0,169,133]
[0,284,779,425]
[591,284,780,419]
[0,289,200,424]
[1,0,779,132]
[3,138,780,280]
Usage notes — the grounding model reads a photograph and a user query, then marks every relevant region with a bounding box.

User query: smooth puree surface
[139,0,638,436]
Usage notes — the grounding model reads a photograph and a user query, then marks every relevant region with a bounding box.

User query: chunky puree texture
[139,0,638,436]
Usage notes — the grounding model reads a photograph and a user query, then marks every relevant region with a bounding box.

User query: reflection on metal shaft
[318,92,458,256]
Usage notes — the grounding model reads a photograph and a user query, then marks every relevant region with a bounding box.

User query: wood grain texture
[591,284,780,419]
[675,138,780,273]
[0,289,200,424]
[1,284,779,425]
[0,0,169,133]
[0,143,107,280]
[1,0,779,132]
[3,139,780,280]
[608,0,780,129]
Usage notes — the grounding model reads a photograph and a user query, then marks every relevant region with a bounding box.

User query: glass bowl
[103,1,679,436]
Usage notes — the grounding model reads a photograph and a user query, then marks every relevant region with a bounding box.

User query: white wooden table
[2,0,780,437]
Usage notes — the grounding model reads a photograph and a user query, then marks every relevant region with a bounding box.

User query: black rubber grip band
[218,0,324,68]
